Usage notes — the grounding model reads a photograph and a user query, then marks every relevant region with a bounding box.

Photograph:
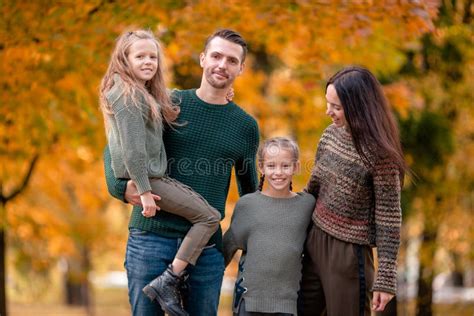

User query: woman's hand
[140,191,158,217]
[372,291,394,311]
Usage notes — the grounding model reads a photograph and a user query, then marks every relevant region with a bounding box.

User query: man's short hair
[204,29,248,62]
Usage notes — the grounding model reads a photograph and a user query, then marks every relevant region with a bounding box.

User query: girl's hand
[140,191,158,217]
[226,86,234,102]
[372,291,394,311]
[126,181,161,209]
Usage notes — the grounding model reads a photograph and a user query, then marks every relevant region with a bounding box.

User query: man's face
[200,37,244,89]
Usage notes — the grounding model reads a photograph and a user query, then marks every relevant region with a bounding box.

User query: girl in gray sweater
[223,137,315,315]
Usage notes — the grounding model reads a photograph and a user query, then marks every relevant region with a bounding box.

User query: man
[104,29,259,316]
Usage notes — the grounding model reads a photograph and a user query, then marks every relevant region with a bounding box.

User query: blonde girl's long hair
[257,137,300,191]
[99,30,178,126]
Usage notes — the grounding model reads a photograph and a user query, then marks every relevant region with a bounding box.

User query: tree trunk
[451,253,464,287]
[0,155,39,316]
[0,199,7,316]
[64,261,89,306]
[0,223,6,316]
[415,227,437,316]
[63,247,94,316]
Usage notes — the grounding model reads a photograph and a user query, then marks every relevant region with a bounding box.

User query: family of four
[99,28,404,316]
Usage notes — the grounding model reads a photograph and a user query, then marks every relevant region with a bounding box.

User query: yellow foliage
[384,83,413,118]
[1,0,451,293]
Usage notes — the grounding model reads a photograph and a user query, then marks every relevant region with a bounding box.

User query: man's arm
[104,146,161,207]
[103,145,128,203]
[235,121,259,196]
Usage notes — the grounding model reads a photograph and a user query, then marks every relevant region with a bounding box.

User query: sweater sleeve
[112,94,152,195]
[305,140,323,198]
[372,157,402,294]
[222,200,246,267]
[103,146,128,203]
[235,120,259,196]
[223,229,239,267]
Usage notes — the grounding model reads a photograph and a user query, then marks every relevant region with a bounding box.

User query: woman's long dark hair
[327,66,407,183]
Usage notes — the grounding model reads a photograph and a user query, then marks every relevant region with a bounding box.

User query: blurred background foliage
[0,0,472,315]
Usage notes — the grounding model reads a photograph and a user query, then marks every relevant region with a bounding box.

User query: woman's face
[325,84,347,128]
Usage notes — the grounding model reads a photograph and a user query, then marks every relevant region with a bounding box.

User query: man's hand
[372,291,394,312]
[125,180,161,210]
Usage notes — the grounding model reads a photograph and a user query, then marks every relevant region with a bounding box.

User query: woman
[300,66,406,315]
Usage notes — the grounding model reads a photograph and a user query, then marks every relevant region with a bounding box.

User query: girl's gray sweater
[105,75,166,195]
[223,191,315,315]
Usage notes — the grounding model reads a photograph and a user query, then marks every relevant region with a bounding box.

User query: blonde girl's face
[259,147,297,195]
[127,39,158,85]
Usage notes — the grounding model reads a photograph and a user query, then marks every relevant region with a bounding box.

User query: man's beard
[205,68,232,89]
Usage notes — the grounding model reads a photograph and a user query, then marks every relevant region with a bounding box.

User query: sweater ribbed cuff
[372,277,397,295]
[134,175,152,195]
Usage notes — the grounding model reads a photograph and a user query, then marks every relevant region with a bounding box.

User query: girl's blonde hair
[257,137,299,191]
[99,30,178,126]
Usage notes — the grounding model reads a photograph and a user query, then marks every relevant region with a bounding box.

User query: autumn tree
[8,145,128,312]
[0,1,159,313]
[157,0,438,186]
[392,1,473,315]
[1,1,440,314]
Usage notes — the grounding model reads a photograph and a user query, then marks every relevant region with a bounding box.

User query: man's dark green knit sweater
[104,89,259,252]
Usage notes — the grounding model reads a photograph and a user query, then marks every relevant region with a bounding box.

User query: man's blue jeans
[125,228,225,316]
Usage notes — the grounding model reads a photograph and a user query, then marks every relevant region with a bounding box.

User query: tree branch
[463,0,472,24]
[4,154,40,203]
